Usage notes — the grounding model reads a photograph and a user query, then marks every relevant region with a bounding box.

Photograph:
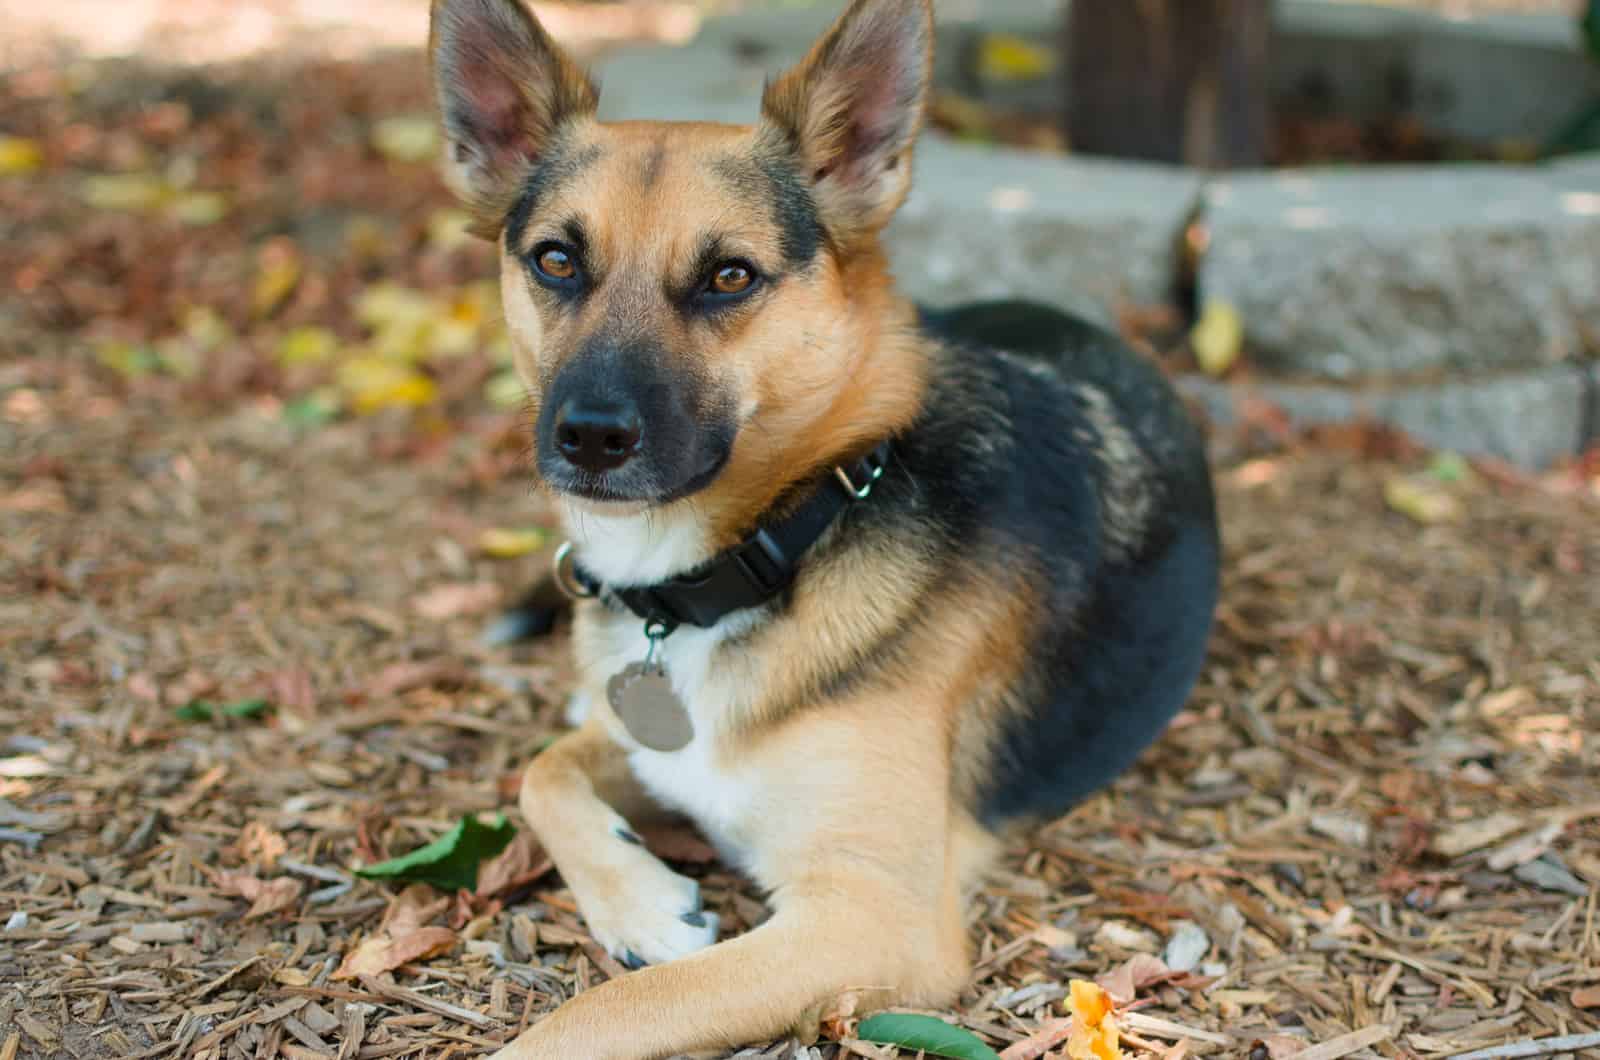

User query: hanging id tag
[606,624,693,752]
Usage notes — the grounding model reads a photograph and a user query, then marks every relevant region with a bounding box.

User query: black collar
[558,441,893,633]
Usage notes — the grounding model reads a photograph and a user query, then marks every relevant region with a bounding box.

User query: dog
[429,0,1220,1055]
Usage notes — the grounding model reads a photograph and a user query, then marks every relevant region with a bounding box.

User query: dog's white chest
[558,502,769,863]
[630,732,753,863]
[585,613,760,861]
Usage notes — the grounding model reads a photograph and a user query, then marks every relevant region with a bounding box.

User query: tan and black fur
[428,1,1219,1057]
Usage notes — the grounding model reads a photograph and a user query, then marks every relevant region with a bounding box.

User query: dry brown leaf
[640,823,719,865]
[233,821,287,869]
[126,672,161,703]
[412,582,501,620]
[380,883,451,935]
[1096,953,1172,1004]
[332,926,456,980]
[215,871,303,919]
[1431,812,1524,858]
[266,668,317,715]
[1031,923,1075,949]
[243,879,303,920]
[474,831,552,899]
[999,1017,1074,1060]
[1574,984,1600,1009]
[163,670,219,707]
[818,990,861,1043]
[364,658,468,698]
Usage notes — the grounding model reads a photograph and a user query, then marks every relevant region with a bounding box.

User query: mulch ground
[4,13,1600,1060]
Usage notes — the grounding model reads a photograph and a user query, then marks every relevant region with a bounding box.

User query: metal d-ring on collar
[834,455,885,500]
[547,439,895,630]
[551,541,595,600]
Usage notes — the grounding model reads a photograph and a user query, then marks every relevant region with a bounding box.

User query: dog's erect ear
[430,0,598,237]
[760,0,932,244]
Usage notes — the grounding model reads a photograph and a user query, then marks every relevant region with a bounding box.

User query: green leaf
[354,814,516,892]
[855,1014,1001,1060]
[1426,452,1471,484]
[283,392,341,428]
[176,698,272,722]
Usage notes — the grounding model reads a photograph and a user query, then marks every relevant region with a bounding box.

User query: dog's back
[916,302,1218,822]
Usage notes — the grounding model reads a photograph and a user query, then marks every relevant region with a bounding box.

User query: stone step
[1199,160,1600,381]
[1179,364,1596,470]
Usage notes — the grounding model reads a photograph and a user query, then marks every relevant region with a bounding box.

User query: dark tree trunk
[1065,0,1273,168]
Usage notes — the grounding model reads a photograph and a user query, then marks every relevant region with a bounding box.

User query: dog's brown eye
[538,247,576,280]
[711,263,753,296]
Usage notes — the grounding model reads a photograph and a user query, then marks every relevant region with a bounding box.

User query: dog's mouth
[541,439,733,508]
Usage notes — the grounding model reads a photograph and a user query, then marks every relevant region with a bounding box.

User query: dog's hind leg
[489,882,966,1060]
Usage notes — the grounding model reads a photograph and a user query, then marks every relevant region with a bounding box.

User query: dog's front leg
[496,707,978,1060]
[519,718,720,968]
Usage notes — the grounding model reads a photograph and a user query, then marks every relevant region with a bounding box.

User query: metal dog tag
[607,663,693,752]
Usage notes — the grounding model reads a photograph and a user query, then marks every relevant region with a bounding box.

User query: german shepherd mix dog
[429,0,1218,1055]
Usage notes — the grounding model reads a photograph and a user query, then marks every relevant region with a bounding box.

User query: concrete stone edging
[1178,364,1599,471]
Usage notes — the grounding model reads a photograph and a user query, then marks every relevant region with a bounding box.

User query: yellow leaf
[486,330,515,366]
[449,283,495,328]
[1191,300,1244,377]
[357,284,438,361]
[1065,980,1122,1060]
[277,326,339,366]
[484,370,527,409]
[252,242,303,319]
[1494,139,1539,164]
[427,208,475,251]
[1383,474,1463,525]
[345,216,389,263]
[979,33,1055,81]
[170,190,229,226]
[431,284,495,358]
[155,337,200,379]
[82,173,171,212]
[373,115,440,164]
[181,306,233,351]
[338,356,438,414]
[931,93,994,141]
[357,374,436,415]
[479,527,549,559]
[357,283,431,331]
[94,340,160,378]
[0,136,43,176]
[157,306,232,378]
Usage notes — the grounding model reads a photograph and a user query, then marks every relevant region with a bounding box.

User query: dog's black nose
[553,399,642,473]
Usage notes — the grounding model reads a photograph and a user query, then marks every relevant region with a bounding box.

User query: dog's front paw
[576,827,720,967]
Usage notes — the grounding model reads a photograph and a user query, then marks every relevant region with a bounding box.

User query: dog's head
[430,0,932,517]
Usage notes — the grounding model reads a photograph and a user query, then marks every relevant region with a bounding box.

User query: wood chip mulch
[6,365,1599,1060]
